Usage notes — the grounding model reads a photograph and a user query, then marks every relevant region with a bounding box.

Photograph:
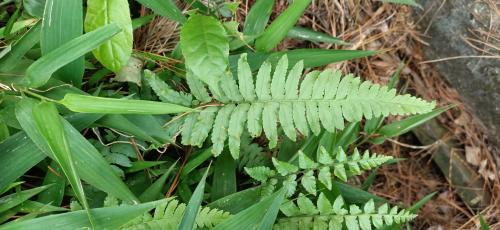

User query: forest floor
[134,1,500,229]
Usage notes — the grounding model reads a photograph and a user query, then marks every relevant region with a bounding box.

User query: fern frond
[119,198,231,229]
[274,193,417,230]
[176,54,435,158]
[237,133,269,170]
[245,147,393,197]
[144,70,193,107]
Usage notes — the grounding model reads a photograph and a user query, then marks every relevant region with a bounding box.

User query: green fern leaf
[120,198,230,229]
[174,54,434,157]
[274,194,417,230]
[246,148,393,197]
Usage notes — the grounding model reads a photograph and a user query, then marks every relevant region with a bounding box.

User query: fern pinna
[149,54,435,159]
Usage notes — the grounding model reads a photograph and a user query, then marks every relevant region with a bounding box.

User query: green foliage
[175,54,435,158]
[119,198,231,229]
[245,147,393,197]
[275,194,417,230]
[85,0,133,72]
[180,14,229,90]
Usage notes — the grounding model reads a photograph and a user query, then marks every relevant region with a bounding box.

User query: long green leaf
[32,101,92,222]
[208,187,262,214]
[243,0,275,36]
[179,165,211,230]
[85,0,133,72]
[180,14,229,88]
[41,0,84,87]
[255,0,311,52]
[229,49,376,73]
[382,0,422,8]
[135,0,186,23]
[37,161,65,206]
[59,94,192,114]
[211,151,236,201]
[213,189,285,230]
[0,185,51,213]
[0,22,41,72]
[139,162,177,202]
[15,98,139,203]
[0,200,161,230]
[0,132,47,193]
[0,19,37,39]
[287,26,348,45]
[26,23,121,88]
[372,106,451,143]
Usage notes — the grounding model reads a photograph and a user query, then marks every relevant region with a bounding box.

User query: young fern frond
[119,198,231,229]
[159,54,435,158]
[245,147,393,197]
[274,193,417,230]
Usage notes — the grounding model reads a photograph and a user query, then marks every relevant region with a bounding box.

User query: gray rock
[416,0,500,148]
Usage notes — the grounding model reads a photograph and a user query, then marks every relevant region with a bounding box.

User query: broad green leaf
[85,0,133,72]
[41,0,84,87]
[0,185,51,213]
[0,200,161,230]
[135,0,186,23]
[32,101,91,221]
[0,22,41,73]
[212,151,237,201]
[213,189,285,230]
[59,94,192,114]
[255,0,312,52]
[15,98,138,203]
[179,166,210,230]
[287,26,348,45]
[180,14,229,88]
[26,24,121,87]
[243,0,275,36]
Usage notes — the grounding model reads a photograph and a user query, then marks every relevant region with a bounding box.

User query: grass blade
[135,0,186,23]
[0,22,41,72]
[3,6,21,37]
[16,98,139,203]
[372,106,452,143]
[0,132,47,193]
[287,26,348,45]
[0,185,52,213]
[26,23,121,88]
[382,0,422,8]
[243,0,275,36]
[0,19,37,39]
[59,94,193,114]
[0,200,162,230]
[37,161,66,206]
[179,165,211,230]
[211,151,236,201]
[41,0,84,87]
[32,101,92,223]
[255,0,311,52]
[139,161,177,202]
[213,189,286,230]
[229,49,376,73]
